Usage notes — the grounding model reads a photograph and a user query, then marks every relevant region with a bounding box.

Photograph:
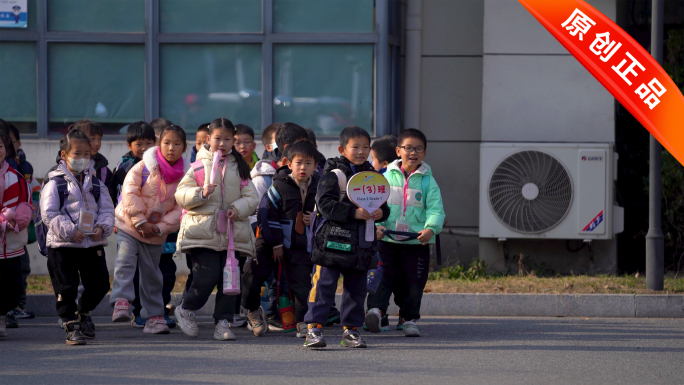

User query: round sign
[346,171,391,212]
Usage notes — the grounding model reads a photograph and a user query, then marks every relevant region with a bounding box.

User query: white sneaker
[364,308,382,333]
[295,322,308,338]
[403,319,420,337]
[175,306,199,338]
[0,315,6,337]
[143,316,170,334]
[214,319,236,341]
[230,313,247,328]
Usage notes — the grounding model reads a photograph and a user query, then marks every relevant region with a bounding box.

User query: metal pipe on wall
[646,0,665,291]
[403,0,422,129]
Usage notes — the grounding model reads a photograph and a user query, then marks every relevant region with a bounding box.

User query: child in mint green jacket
[365,128,444,337]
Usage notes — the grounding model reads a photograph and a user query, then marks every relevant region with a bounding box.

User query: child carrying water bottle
[174,118,258,341]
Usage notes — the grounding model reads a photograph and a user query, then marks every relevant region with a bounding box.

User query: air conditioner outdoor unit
[479,142,624,240]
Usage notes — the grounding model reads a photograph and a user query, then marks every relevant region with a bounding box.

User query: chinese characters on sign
[562,8,667,110]
[353,184,387,196]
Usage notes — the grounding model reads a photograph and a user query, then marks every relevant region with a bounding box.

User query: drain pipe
[404,0,422,129]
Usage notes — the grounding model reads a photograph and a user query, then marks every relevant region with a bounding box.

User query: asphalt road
[1,316,683,385]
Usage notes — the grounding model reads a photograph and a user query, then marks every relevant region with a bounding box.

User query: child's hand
[370,209,383,221]
[139,222,158,238]
[417,229,434,245]
[376,225,386,240]
[272,246,284,263]
[354,207,371,221]
[226,209,237,220]
[90,227,103,241]
[72,230,85,243]
[303,211,312,226]
[202,183,217,199]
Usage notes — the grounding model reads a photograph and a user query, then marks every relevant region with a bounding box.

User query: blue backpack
[35,175,101,256]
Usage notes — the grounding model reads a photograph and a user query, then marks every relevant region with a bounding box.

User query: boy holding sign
[367,128,445,337]
[304,126,390,349]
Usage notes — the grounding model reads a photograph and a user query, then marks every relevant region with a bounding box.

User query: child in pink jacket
[110,125,187,335]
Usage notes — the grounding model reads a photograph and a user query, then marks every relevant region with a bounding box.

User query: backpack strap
[331,169,347,202]
[190,160,205,187]
[91,176,101,204]
[421,174,430,208]
[100,167,107,185]
[51,176,70,210]
[266,185,282,209]
[141,165,150,187]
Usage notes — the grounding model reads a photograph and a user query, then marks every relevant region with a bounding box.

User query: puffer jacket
[0,162,33,259]
[249,159,278,224]
[40,162,115,249]
[175,145,258,258]
[379,160,445,245]
[115,147,186,245]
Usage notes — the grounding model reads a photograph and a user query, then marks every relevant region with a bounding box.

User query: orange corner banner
[518,0,684,165]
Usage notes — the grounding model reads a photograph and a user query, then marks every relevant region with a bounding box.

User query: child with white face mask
[40,129,115,345]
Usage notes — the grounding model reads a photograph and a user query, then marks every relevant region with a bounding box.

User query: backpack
[35,175,101,257]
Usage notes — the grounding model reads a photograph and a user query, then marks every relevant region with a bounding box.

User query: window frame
[0,0,399,139]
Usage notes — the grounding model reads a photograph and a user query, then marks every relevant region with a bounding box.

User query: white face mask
[271,142,278,150]
[66,156,89,173]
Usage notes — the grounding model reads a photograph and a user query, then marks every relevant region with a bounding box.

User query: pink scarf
[156,148,185,184]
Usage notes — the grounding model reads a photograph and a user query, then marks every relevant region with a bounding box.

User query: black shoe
[267,315,284,331]
[13,305,35,319]
[5,311,18,329]
[326,306,341,326]
[341,328,367,348]
[64,320,87,345]
[79,314,96,339]
[303,327,327,348]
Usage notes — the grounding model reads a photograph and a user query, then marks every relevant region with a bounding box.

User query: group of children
[0,117,444,349]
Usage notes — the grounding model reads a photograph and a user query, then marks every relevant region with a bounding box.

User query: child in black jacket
[242,141,320,337]
[303,126,390,349]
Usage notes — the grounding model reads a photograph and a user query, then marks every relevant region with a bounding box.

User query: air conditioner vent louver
[488,150,573,233]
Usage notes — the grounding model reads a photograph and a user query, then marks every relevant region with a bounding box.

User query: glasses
[399,145,425,154]
[235,140,254,147]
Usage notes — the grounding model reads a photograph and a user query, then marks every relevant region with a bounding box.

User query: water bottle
[278,296,297,332]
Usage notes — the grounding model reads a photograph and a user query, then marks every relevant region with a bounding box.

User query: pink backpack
[180,160,248,221]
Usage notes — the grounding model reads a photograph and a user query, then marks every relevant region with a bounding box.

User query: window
[48,44,145,135]
[0,1,397,138]
[0,42,37,133]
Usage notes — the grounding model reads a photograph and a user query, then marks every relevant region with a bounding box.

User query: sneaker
[303,326,326,348]
[326,306,341,326]
[64,320,87,345]
[247,307,267,337]
[112,299,130,322]
[396,318,404,331]
[13,305,35,319]
[0,315,6,337]
[164,315,176,329]
[229,313,247,328]
[5,311,18,329]
[131,316,146,328]
[403,319,420,337]
[175,306,199,338]
[364,308,382,333]
[79,314,96,339]
[144,316,170,334]
[380,315,391,331]
[295,322,308,338]
[214,319,236,341]
[267,315,284,332]
[341,328,367,348]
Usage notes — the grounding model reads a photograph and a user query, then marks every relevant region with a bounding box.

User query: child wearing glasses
[366,128,445,338]
[234,124,259,170]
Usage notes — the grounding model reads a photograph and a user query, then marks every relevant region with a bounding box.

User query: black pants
[132,253,177,317]
[242,245,312,323]
[18,247,30,305]
[0,257,22,314]
[182,248,238,321]
[184,254,193,294]
[366,242,430,321]
[47,247,110,321]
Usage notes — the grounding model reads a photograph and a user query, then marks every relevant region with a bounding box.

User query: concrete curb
[24,293,684,318]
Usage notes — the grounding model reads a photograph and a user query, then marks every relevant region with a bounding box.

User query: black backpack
[35,175,101,256]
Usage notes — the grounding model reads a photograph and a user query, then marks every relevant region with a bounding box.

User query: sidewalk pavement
[24,293,684,318]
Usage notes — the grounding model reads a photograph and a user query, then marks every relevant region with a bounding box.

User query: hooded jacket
[249,159,278,225]
[378,160,445,245]
[311,156,390,270]
[115,147,186,245]
[111,151,141,201]
[40,162,115,249]
[89,153,114,204]
[175,145,259,258]
[259,166,320,265]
